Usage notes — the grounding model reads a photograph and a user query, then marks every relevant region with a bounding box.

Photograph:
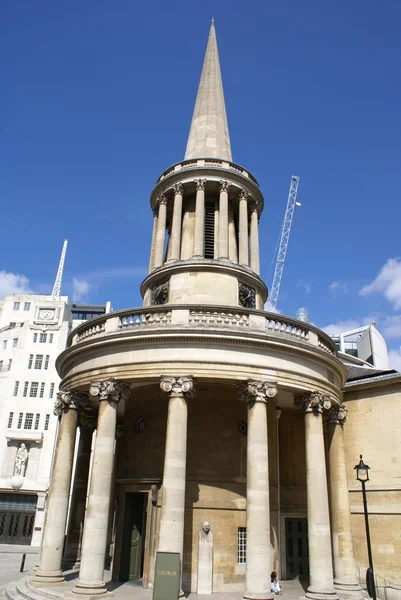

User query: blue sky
[2,0,401,367]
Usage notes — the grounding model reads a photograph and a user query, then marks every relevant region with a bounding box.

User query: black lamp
[354,455,376,600]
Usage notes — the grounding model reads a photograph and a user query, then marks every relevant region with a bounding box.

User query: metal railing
[156,157,260,186]
[357,567,401,600]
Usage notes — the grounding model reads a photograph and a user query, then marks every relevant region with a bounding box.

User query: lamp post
[354,455,376,600]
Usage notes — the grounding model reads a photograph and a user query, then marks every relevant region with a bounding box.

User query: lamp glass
[354,455,370,482]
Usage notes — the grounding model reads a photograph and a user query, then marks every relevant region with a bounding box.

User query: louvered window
[204,201,215,259]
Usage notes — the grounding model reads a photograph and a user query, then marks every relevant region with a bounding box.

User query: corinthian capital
[324,405,347,425]
[54,391,89,416]
[173,183,184,195]
[160,376,196,398]
[90,379,131,403]
[194,178,207,191]
[158,193,168,206]
[237,380,278,403]
[219,180,230,193]
[294,391,332,414]
[239,189,250,202]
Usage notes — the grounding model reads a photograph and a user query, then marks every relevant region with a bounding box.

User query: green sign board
[152,552,181,600]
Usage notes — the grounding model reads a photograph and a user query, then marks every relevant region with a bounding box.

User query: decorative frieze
[160,376,196,398]
[294,391,332,414]
[237,380,278,403]
[324,405,347,425]
[89,379,131,403]
[54,391,89,416]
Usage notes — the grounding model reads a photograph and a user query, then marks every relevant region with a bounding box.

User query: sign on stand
[152,552,181,600]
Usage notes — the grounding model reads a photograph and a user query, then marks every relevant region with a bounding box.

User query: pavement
[0,547,38,589]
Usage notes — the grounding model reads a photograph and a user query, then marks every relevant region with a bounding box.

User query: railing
[156,158,259,186]
[357,567,401,600]
[69,305,337,356]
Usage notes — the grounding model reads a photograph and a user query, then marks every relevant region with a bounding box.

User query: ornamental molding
[157,194,168,206]
[219,180,230,193]
[173,182,184,195]
[89,379,131,403]
[160,376,196,398]
[54,391,89,416]
[194,178,207,190]
[78,412,96,431]
[237,380,278,403]
[294,391,333,414]
[239,189,250,202]
[323,405,347,425]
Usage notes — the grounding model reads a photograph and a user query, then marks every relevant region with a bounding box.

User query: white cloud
[329,280,348,294]
[77,266,148,281]
[388,347,401,372]
[72,277,91,302]
[322,319,362,337]
[381,315,401,339]
[0,271,32,298]
[297,278,312,295]
[359,258,401,310]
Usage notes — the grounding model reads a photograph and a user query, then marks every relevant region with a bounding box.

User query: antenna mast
[267,176,300,311]
[51,239,68,299]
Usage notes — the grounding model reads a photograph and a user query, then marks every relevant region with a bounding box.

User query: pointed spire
[185,21,232,161]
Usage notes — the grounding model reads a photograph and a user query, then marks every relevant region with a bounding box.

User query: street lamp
[354,455,376,600]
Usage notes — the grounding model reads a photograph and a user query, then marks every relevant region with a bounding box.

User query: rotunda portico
[28,19,362,600]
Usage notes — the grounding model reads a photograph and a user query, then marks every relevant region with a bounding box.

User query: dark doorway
[120,493,146,581]
[0,493,37,545]
[285,518,309,580]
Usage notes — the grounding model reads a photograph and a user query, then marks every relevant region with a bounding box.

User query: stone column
[193,179,206,257]
[238,381,277,600]
[250,206,260,275]
[159,377,196,586]
[63,413,96,569]
[154,195,168,268]
[32,391,89,587]
[218,180,230,259]
[168,183,184,261]
[148,211,158,272]
[238,190,249,266]
[228,202,238,262]
[295,392,338,600]
[325,406,361,596]
[71,380,131,597]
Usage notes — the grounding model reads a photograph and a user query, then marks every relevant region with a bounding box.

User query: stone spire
[185,20,232,161]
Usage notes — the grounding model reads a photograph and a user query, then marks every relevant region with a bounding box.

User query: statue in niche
[14,443,28,476]
[199,520,213,543]
[197,521,213,594]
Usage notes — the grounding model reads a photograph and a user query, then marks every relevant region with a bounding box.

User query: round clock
[39,309,54,320]
[238,284,256,309]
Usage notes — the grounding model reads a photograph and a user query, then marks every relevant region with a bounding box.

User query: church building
[24,21,401,600]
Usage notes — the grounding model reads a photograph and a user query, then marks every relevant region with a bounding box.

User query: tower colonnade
[30,377,360,600]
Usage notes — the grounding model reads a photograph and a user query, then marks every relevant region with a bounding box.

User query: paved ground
[0,547,38,588]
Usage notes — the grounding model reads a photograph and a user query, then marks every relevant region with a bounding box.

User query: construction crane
[266,176,301,312]
[51,239,68,299]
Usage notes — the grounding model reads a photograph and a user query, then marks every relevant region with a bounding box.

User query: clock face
[152,282,168,305]
[238,283,256,309]
[39,309,55,320]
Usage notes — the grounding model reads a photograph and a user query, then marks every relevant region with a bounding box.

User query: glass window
[13,302,20,310]
[44,414,50,430]
[34,414,40,430]
[238,527,247,564]
[34,355,43,369]
[12,338,18,348]
[23,382,29,397]
[24,302,31,311]
[3,340,7,350]
[29,382,39,398]
[7,412,14,428]
[49,333,54,343]
[13,381,19,397]
[24,413,33,430]
[28,354,33,369]
[8,359,12,370]
[0,493,37,511]
[33,333,38,343]
[39,382,45,398]
[44,355,50,370]
[49,383,55,398]
[17,413,23,429]
[39,333,47,343]
[0,361,3,370]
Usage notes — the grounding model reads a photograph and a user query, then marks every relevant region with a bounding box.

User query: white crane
[266,176,301,312]
[51,239,68,299]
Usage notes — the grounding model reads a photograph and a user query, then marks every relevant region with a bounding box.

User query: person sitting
[271,571,282,595]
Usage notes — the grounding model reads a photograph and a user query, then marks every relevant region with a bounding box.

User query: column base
[67,580,113,600]
[30,569,68,587]
[304,587,339,600]
[243,592,273,600]
[333,579,363,596]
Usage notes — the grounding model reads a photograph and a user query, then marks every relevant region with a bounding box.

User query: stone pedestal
[70,380,130,599]
[326,408,361,596]
[238,381,277,600]
[32,391,88,587]
[63,415,95,568]
[295,392,338,600]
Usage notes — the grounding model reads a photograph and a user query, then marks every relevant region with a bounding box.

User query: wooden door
[120,493,145,581]
[285,518,309,580]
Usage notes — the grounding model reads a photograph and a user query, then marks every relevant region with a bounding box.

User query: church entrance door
[285,518,309,580]
[120,493,146,581]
